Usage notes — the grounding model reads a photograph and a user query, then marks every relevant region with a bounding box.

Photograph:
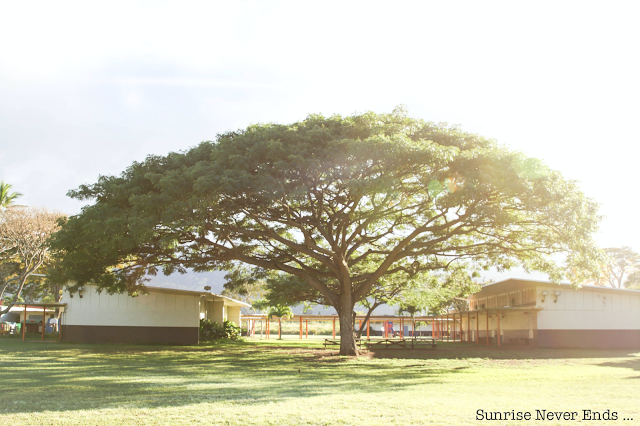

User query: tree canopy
[52,107,602,355]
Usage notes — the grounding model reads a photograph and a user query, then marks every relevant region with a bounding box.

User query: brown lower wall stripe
[537,329,640,349]
[62,325,199,345]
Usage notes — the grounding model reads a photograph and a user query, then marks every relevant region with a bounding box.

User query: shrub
[199,319,241,342]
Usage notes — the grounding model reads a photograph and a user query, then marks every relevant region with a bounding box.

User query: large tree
[51,108,601,355]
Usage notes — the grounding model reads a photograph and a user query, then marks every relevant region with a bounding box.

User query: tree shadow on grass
[0,340,467,415]
[597,358,640,378]
[366,342,640,361]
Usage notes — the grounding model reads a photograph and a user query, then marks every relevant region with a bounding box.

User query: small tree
[597,247,640,289]
[0,182,22,209]
[0,207,63,313]
[394,266,482,339]
[220,266,267,313]
[267,305,293,339]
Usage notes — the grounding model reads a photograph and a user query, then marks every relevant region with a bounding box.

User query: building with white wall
[461,278,640,348]
[62,285,250,345]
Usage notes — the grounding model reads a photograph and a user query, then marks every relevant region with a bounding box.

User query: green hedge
[199,319,241,341]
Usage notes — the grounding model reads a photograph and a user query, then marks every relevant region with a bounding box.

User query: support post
[299,316,303,339]
[332,317,336,339]
[306,319,308,338]
[22,304,26,341]
[468,312,470,342]
[486,310,489,346]
[367,319,370,340]
[476,312,479,344]
[497,310,501,347]
[42,306,45,340]
[447,315,450,342]
[453,313,456,342]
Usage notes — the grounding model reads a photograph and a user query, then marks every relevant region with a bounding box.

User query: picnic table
[323,337,437,351]
[410,337,438,349]
[365,338,409,349]
[324,338,363,349]
[364,337,438,350]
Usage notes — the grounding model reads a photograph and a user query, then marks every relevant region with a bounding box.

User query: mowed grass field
[1,338,639,425]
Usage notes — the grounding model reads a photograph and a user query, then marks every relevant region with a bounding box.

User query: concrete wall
[63,285,200,328]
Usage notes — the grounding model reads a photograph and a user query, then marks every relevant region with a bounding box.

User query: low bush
[199,319,241,341]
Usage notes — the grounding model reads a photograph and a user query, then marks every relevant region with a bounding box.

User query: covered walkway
[243,307,540,347]
[2,302,67,341]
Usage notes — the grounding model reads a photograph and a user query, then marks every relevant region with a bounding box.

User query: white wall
[487,311,532,331]
[63,285,200,328]
[536,286,640,330]
[227,306,241,326]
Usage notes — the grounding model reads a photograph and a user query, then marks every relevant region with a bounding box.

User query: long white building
[455,278,640,348]
[61,284,250,345]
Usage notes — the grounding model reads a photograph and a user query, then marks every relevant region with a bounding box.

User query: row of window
[469,288,536,310]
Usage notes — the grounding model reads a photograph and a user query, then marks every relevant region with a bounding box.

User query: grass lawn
[1,337,639,425]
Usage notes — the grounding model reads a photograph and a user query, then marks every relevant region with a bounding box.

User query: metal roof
[116,285,252,308]
[7,302,67,307]
[476,278,640,296]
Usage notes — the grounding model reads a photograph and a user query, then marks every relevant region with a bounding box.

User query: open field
[1,338,639,425]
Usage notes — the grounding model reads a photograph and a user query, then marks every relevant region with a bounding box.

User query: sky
[1,1,639,289]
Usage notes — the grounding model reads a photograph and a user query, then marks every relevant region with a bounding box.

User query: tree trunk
[338,293,359,356]
[338,313,358,355]
[355,301,381,340]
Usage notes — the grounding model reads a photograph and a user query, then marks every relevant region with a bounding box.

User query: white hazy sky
[1,1,639,261]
